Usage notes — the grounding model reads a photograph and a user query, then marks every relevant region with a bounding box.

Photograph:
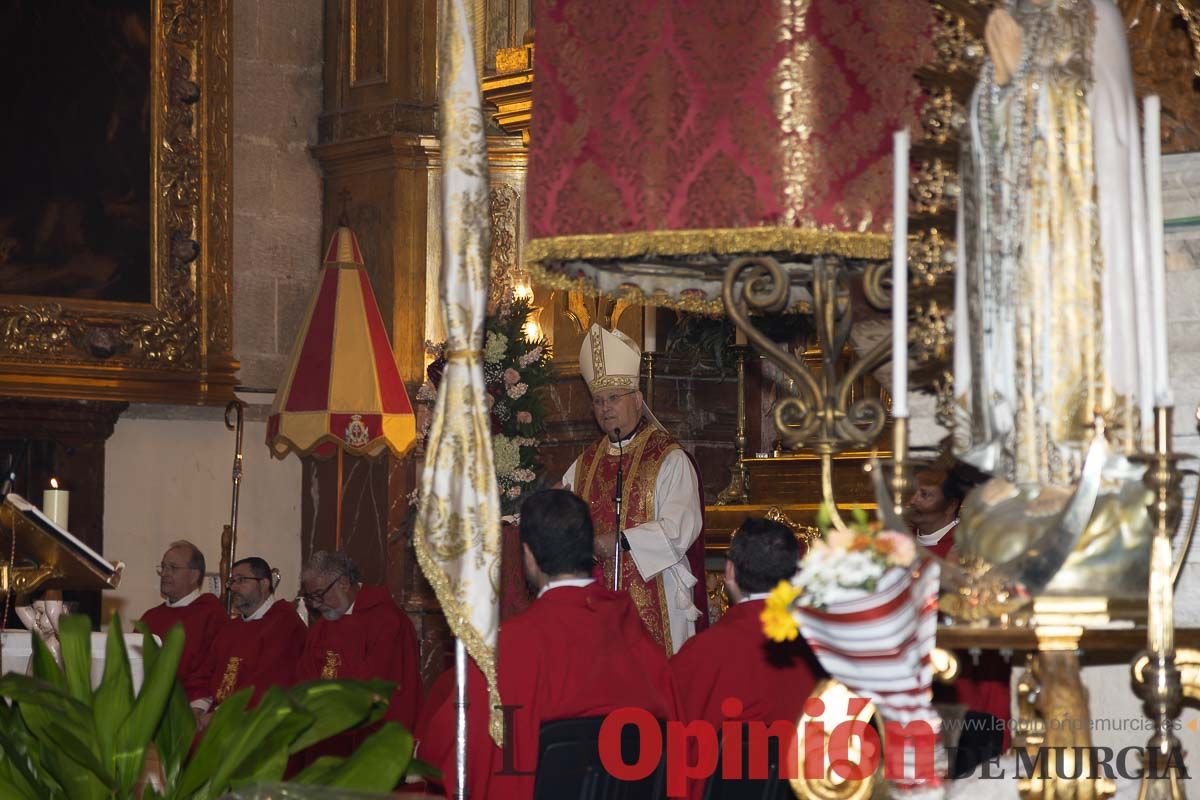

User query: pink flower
[507,382,528,399]
[516,410,532,424]
[519,346,543,368]
[876,530,916,567]
[506,486,521,498]
[503,368,521,385]
[485,394,495,410]
[825,526,855,552]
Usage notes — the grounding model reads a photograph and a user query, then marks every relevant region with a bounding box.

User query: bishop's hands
[985,8,1022,87]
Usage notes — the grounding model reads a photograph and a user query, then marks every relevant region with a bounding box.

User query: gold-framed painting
[0,0,236,405]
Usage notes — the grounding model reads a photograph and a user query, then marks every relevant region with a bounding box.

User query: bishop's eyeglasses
[591,390,637,409]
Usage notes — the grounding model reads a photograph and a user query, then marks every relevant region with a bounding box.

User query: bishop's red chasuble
[575,426,708,654]
[141,592,228,702]
[419,583,683,799]
[207,599,306,706]
[295,585,422,754]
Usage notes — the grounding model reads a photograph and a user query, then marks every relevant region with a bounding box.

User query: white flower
[484,331,509,364]
[492,434,520,477]
[512,468,536,483]
[832,551,883,589]
[507,382,528,399]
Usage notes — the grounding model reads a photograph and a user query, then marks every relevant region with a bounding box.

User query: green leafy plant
[0,614,434,799]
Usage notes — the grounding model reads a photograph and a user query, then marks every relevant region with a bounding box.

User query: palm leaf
[308,722,413,792]
[285,679,393,753]
[112,623,184,795]
[92,616,135,769]
[170,688,252,799]
[28,633,64,690]
[56,614,93,706]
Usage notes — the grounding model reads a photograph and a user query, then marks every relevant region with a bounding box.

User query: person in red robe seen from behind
[140,540,228,719]
[910,465,1011,776]
[671,517,823,798]
[294,550,421,756]
[193,556,305,728]
[418,489,683,799]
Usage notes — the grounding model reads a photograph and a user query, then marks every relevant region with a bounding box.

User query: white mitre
[579,324,664,431]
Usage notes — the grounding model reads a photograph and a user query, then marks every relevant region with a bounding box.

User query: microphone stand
[612,429,624,590]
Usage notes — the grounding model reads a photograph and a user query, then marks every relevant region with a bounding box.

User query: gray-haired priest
[561,323,707,654]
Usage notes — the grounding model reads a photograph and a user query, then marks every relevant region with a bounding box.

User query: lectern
[0,494,122,599]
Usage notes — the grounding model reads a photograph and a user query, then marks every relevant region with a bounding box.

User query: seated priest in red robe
[193,556,305,724]
[419,489,683,799]
[671,517,822,738]
[140,540,228,714]
[908,467,966,559]
[295,550,422,754]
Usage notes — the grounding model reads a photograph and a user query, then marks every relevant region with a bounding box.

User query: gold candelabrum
[720,255,894,525]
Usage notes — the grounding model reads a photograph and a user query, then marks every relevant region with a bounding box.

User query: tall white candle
[1144,95,1172,407]
[643,303,658,353]
[42,478,69,530]
[891,128,910,418]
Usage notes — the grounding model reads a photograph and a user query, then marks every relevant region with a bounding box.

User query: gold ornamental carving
[0,0,236,404]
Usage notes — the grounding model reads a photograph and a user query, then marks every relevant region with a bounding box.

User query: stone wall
[1163,151,1200,625]
[100,0,324,622]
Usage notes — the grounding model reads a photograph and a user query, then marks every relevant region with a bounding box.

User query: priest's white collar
[917,519,957,547]
[166,589,201,608]
[243,595,277,621]
[538,577,595,598]
[741,592,771,603]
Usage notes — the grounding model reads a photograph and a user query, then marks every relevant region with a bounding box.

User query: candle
[1145,95,1172,407]
[643,303,657,353]
[891,128,910,418]
[42,478,69,530]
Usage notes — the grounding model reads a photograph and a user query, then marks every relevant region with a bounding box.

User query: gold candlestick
[716,343,750,505]
[887,416,912,521]
[1133,405,1187,800]
[641,351,657,412]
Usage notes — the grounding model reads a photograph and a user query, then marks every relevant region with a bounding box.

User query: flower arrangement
[419,298,554,514]
[763,507,917,641]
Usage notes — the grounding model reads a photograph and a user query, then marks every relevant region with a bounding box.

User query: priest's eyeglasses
[227,575,264,587]
[591,390,637,409]
[302,575,341,605]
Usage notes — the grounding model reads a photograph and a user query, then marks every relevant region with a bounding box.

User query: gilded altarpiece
[0,0,237,406]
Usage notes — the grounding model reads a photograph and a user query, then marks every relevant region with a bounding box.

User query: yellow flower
[761,580,801,642]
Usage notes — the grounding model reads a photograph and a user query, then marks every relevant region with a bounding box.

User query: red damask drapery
[527,0,933,308]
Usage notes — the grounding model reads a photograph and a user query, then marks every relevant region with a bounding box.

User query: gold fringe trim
[529,262,814,317]
[525,226,891,264]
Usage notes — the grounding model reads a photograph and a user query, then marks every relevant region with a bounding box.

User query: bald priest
[562,324,708,655]
[140,540,228,711]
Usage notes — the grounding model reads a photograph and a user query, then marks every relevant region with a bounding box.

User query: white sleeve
[623,449,702,580]
[562,458,578,491]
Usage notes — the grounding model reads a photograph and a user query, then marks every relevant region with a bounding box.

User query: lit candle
[42,478,69,530]
[643,303,658,353]
[891,128,910,418]
[1144,95,1172,407]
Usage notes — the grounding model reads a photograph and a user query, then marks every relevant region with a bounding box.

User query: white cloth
[538,577,595,598]
[562,446,703,653]
[167,589,201,609]
[242,594,278,622]
[916,520,957,549]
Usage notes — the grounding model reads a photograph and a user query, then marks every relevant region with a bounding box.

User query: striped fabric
[267,226,417,460]
[799,559,945,797]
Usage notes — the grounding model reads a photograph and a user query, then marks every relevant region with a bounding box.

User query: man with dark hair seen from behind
[419,489,682,799]
[671,516,822,797]
[140,540,228,718]
[295,550,422,756]
[194,556,306,726]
